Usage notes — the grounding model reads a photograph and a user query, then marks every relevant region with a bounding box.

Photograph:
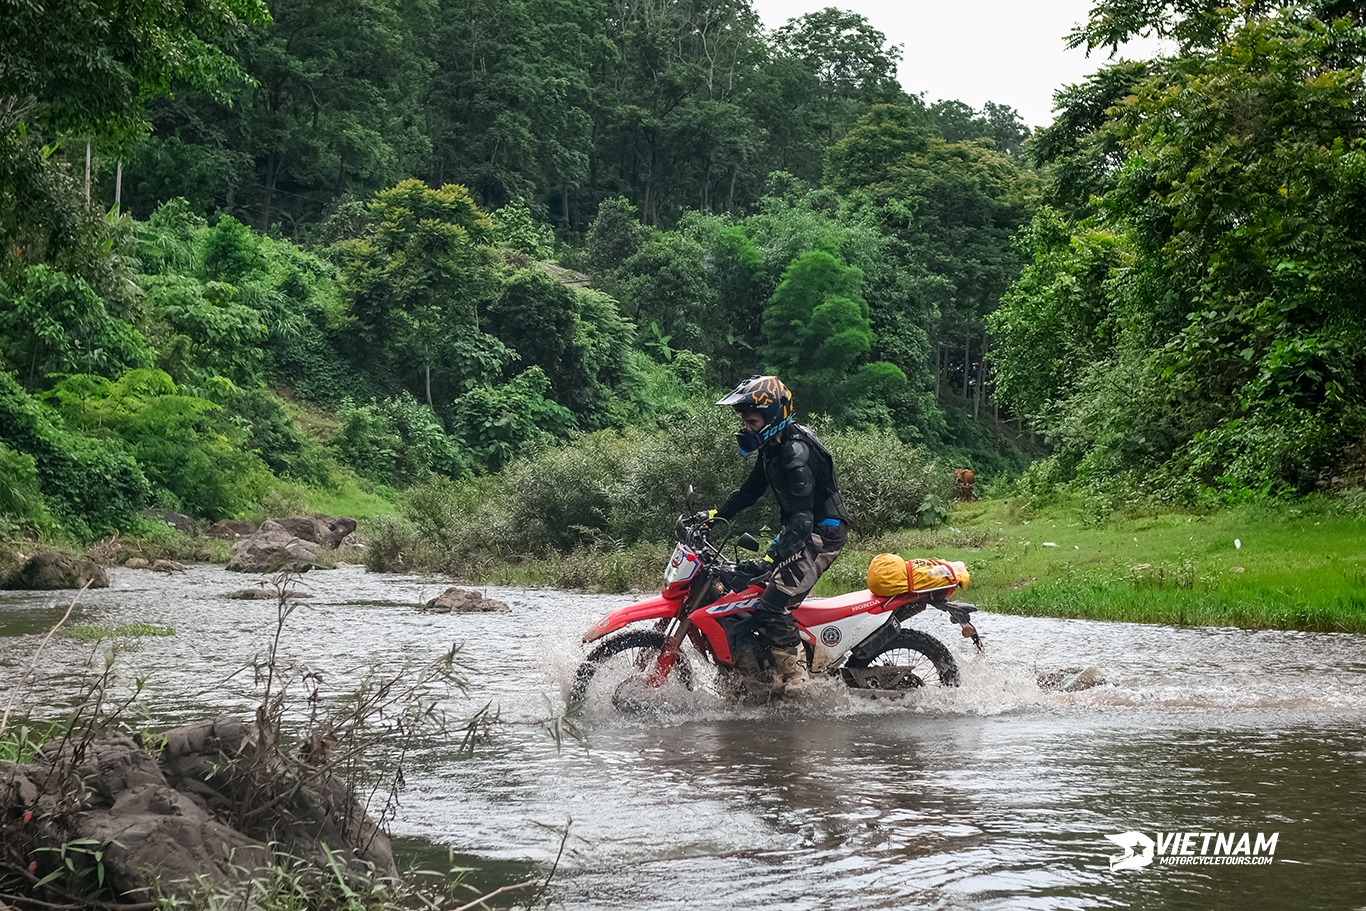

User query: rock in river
[225,520,324,573]
[1,551,109,590]
[421,586,509,613]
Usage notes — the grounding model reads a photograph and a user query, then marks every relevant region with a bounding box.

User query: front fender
[582,594,680,643]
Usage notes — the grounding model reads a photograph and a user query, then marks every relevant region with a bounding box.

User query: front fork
[643,572,715,686]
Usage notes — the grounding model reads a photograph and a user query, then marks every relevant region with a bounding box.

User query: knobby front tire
[568,629,695,705]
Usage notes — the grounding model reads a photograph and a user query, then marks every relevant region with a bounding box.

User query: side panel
[582,594,681,643]
[801,611,895,673]
[689,595,762,664]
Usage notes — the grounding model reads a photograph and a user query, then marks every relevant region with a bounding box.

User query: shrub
[43,370,271,519]
[448,368,575,472]
[0,265,151,384]
[212,386,336,486]
[388,403,951,571]
[333,395,466,487]
[0,371,150,538]
[0,442,55,534]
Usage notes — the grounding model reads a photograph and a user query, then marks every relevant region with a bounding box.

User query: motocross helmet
[716,375,793,456]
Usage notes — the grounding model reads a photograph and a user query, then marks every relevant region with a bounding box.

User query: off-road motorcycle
[569,492,984,707]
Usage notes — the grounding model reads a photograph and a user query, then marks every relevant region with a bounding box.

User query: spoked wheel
[569,630,694,708]
[842,629,960,689]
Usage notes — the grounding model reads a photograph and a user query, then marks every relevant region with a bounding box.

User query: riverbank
[820,495,1366,633]
[358,492,1366,634]
[6,492,1362,633]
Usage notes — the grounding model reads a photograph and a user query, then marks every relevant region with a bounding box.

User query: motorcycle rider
[704,375,849,693]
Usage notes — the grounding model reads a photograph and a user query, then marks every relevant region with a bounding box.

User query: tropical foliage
[3,0,1360,545]
[991,2,1366,502]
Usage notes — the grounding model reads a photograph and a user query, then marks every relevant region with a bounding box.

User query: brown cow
[954,468,976,501]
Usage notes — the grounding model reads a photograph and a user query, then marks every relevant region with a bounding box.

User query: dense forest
[1,0,1364,551]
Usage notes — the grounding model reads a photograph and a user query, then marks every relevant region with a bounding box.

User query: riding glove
[735,554,774,577]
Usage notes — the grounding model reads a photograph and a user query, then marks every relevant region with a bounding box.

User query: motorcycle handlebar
[674,513,770,593]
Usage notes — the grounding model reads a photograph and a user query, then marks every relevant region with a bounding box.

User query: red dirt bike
[569,498,984,707]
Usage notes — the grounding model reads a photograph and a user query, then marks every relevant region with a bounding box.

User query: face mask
[736,429,762,456]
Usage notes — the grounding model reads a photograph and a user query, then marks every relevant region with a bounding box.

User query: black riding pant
[755,524,848,650]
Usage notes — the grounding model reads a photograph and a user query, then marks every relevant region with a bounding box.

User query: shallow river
[2,565,1364,910]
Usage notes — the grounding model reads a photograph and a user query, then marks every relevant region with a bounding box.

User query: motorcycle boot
[769,646,810,695]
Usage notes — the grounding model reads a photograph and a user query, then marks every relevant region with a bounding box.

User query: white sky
[750,0,1169,129]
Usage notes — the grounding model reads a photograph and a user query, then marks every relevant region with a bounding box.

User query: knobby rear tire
[844,628,961,687]
[569,629,694,705]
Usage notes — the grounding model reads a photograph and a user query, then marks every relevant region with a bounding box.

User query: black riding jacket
[715,422,848,559]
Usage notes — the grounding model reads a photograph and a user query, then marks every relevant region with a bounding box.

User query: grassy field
[818,496,1366,633]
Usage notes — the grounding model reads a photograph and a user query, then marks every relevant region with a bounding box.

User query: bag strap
[907,558,958,592]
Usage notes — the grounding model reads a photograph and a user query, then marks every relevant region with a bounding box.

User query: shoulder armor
[791,422,832,458]
[779,437,810,470]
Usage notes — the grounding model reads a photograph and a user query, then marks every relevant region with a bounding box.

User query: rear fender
[583,594,680,643]
[847,618,903,665]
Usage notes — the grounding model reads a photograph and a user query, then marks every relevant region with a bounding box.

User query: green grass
[66,623,177,640]
[257,471,397,522]
[0,721,56,763]
[819,496,1366,632]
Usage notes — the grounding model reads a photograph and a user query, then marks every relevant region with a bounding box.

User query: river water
[2,565,1364,910]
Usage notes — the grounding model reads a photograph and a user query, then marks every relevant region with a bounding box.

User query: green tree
[929,99,1030,155]
[987,209,1123,419]
[0,0,269,143]
[1029,61,1151,218]
[584,196,648,281]
[486,269,634,423]
[0,265,151,386]
[827,105,1039,422]
[994,8,1366,496]
[426,0,602,217]
[611,233,712,354]
[127,0,432,230]
[335,179,500,406]
[761,249,906,423]
[592,0,770,223]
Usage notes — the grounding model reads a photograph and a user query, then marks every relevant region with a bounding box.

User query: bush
[0,371,150,538]
[333,395,467,487]
[386,403,952,572]
[817,421,952,535]
[212,386,336,486]
[43,370,271,519]
[0,265,151,383]
[0,442,55,535]
[449,368,575,472]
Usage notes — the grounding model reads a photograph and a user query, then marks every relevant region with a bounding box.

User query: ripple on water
[2,565,1364,910]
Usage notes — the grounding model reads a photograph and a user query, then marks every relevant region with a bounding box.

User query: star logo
[1106,831,1155,871]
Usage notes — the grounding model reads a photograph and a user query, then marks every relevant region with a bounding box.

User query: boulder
[421,586,509,613]
[150,559,187,573]
[225,588,313,600]
[271,515,358,549]
[206,519,259,541]
[226,521,323,574]
[124,557,151,569]
[0,718,395,903]
[2,552,109,590]
[139,508,198,536]
[1037,665,1107,693]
